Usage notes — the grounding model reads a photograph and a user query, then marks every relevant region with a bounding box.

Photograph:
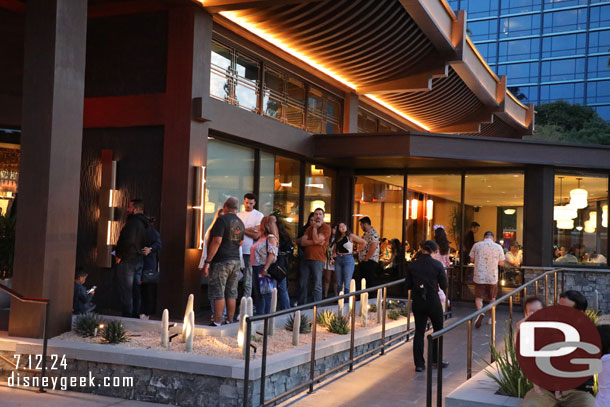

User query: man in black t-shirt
[203,197,245,326]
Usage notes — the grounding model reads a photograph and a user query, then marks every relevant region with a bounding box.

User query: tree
[524,101,610,145]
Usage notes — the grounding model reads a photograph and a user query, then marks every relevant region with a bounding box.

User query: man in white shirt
[237,193,263,298]
[470,231,504,328]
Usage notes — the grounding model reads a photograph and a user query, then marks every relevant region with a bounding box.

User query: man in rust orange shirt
[297,207,331,305]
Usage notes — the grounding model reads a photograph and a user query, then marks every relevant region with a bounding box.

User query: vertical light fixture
[410,198,418,220]
[97,150,118,268]
[425,199,434,220]
[569,178,588,209]
[405,199,410,221]
[192,166,206,249]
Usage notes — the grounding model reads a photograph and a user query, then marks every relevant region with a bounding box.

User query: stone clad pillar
[523,165,554,267]
[9,0,88,337]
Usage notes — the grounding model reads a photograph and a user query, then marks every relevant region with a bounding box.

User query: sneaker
[431,361,450,369]
[209,321,221,327]
[139,314,149,320]
[415,366,425,372]
[475,314,484,329]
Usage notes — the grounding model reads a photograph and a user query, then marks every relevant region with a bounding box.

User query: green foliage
[317,310,335,328]
[387,300,404,310]
[328,314,350,335]
[484,326,533,398]
[387,309,402,320]
[586,309,602,325]
[284,313,312,334]
[524,101,610,145]
[101,320,128,344]
[0,215,16,279]
[73,312,104,337]
[368,304,377,313]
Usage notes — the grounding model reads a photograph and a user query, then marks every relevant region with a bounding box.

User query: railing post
[509,295,513,325]
[260,318,269,406]
[535,280,539,297]
[40,302,50,393]
[381,287,387,355]
[426,335,433,407]
[406,289,412,342]
[544,273,549,306]
[554,270,558,304]
[490,305,496,363]
[243,318,252,407]
[349,294,356,372]
[437,336,443,407]
[309,305,317,393]
[467,319,472,379]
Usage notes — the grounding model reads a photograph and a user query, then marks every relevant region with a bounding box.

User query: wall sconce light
[192,166,206,249]
[410,199,418,220]
[425,199,433,220]
[97,150,118,268]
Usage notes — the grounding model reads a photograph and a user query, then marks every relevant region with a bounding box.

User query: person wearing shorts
[203,197,245,326]
[469,231,504,328]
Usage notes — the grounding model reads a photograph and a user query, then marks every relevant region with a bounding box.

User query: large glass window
[498,38,540,62]
[304,164,334,224]
[540,82,585,104]
[274,155,301,238]
[497,62,539,84]
[259,151,275,216]
[501,0,542,15]
[588,80,610,104]
[553,173,608,266]
[467,0,498,19]
[475,42,498,63]
[588,30,610,54]
[468,19,498,41]
[406,174,462,261]
[543,0,587,9]
[587,55,610,79]
[263,67,306,129]
[541,58,586,82]
[353,176,404,248]
[590,4,610,29]
[508,85,539,104]
[543,9,588,34]
[357,108,401,133]
[501,14,541,37]
[210,41,260,112]
[204,139,255,230]
[595,106,610,121]
[541,33,587,58]
[306,87,342,134]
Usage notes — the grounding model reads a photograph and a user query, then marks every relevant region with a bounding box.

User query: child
[597,324,610,407]
[73,268,95,314]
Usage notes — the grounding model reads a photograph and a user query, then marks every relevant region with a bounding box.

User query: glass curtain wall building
[448,0,610,120]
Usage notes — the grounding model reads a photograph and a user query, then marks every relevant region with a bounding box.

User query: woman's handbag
[266,238,287,282]
[142,263,160,284]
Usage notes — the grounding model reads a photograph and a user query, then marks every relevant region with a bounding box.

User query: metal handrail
[242,277,452,407]
[0,282,50,393]
[425,267,564,407]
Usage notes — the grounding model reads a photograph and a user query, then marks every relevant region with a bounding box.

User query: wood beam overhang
[357,64,448,94]
[202,0,319,13]
[434,109,496,133]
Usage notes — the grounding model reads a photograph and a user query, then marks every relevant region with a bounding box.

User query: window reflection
[273,156,301,238]
[553,173,608,266]
[305,164,334,224]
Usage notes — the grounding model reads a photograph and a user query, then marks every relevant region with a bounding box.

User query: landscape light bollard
[239,314,248,358]
[350,279,356,294]
[269,288,277,336]
[246,297,254,321]
[362,292,368,327]
[348,295,354,323]
[376,289,382,323]
[182,293,194,342]
[293,311,300,346]
[238,298,247,339]
[185,310,195,352]
[360,278,366,316]
[161,309,169,347]
[338,290,344,317]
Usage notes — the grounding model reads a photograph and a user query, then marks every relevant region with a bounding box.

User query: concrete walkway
[278,303,514,407]
[0,384,168,407]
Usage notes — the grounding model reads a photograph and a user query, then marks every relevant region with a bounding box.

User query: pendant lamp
[569,178,588,209]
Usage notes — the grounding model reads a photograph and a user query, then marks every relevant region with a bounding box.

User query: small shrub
[101,320,128,344]
[586,309,601,325]
[368,304,377,313]
[317,310,335,328]
[399,305,410,317]
[484,324,532,398]
[73,312,104,337]
[387,300,404,310]
[284,313,312,334]
[328,314,350,335]
[387,309,401,320]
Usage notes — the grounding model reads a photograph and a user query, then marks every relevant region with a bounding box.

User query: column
[158,6,211,315]
[523,165,554,267]
[343,92,359,133]
[9,0,88,337]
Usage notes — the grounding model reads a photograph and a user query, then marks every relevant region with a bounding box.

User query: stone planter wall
[524,268,610,312]
[445,363,521,407]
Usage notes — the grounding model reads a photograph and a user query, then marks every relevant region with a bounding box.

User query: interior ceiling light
[504,208,516,215]
[554,177,578,221]
[556,218,574,230]
[219,11,431,131]
[603,204,608,228]
[569,178,588,209]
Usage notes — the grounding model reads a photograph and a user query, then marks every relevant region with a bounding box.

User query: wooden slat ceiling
[213,0,523,135]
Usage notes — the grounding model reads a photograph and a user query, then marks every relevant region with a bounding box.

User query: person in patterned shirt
[469,231,504,328]
[358,216,380,287]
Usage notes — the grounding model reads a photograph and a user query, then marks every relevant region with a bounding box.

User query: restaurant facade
[1,0,610,338]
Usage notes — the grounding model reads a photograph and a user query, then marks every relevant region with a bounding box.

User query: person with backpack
[406,240,448,372]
